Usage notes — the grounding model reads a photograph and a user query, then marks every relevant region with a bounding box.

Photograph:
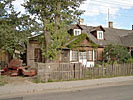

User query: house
[26,21,133,68]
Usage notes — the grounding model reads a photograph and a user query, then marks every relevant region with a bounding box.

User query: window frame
[97,31,104,40]
[87,50,93,61]
[72,50,78,61]
[74,29,81,36]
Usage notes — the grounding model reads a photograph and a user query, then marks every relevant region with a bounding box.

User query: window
[87,50,93,61]
[79,52,86,59]
[34,48,42,62]
[97,31,103,39]
[72,50,78,61]
[94,50,97,60]
[74,29,81,36]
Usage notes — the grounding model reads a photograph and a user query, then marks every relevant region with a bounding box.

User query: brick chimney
[109,21,113,28]
[79,18,84,25]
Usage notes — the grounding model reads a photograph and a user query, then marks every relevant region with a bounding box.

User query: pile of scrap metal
[1,59,36,77]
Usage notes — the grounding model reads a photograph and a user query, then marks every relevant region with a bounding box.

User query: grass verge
[0,76,8,86]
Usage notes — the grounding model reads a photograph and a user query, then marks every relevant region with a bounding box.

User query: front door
[79,51,87,66]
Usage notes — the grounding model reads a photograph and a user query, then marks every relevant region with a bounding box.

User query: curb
[0,76,133,98]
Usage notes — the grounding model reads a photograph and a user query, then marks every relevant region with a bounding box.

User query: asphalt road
[1,84,133,100]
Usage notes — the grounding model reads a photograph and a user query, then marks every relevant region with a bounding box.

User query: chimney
[109,21,113,28]
[79,18,84,25]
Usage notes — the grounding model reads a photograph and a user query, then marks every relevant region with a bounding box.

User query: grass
[33,74,133,84]
[0,76,8,86]
[33,78,45,83]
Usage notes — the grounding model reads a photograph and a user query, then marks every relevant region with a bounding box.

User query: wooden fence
[84,63,133,78]
[37,63,83,82]
[37,63,133,82]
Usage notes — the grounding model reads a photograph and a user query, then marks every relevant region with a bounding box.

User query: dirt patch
[2,75,36,85]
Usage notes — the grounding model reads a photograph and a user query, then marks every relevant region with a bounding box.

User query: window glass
[74,29,81,36]
[87,50,93,61]
[94,50,96,60]
[79,52,86,59]
[72,50,78,61]
[97,31,103,39]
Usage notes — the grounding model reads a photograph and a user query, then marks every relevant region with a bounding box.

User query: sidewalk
[0,76,133,98]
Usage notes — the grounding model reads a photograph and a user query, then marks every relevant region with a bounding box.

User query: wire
[85,9,133,18]
[90,0,133,7]
[83,3,133,17]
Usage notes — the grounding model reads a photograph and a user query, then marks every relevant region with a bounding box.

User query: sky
[12,0,133,30]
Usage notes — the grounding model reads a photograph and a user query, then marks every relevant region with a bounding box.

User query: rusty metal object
[1,59,36,77]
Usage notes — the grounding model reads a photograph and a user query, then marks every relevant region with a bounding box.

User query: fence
[37,63,83,82]
[84,63,133,78]
[37,63,133,82]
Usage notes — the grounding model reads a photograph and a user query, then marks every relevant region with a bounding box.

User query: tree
[23,0,86,62]
[0,0,39,56]
[103,44,129,65]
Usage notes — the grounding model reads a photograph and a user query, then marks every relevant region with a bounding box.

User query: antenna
[108,8,110,27]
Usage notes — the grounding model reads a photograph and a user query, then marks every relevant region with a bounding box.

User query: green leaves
[23,0,86,61]
[0,0,38,55]
[103,44,129,63]
[67,33,97,49]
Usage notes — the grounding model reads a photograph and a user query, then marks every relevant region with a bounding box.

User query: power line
[85,9,133,17]
[90,2,126,9]
[90,0,133,7]
[85,3,133,17]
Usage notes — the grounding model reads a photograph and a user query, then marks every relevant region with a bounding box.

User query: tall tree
[0,0,38,56]
[23,0,86,62]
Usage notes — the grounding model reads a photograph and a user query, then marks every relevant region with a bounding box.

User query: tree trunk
[55,1,61,32]
[43,16,50,63]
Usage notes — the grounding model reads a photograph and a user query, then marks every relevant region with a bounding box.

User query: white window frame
[72,50,78,61]
[74,29,81,36]
[97,31,103,39]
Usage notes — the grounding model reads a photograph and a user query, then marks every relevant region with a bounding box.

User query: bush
[127,58,133,63]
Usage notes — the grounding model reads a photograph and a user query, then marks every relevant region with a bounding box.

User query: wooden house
[26,22,133,68]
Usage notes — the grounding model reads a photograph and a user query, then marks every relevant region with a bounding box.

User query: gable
[72,24,83,30]
[77,39,92,47]
[90,26,105,33]
[66,33,97,49]
[98,26,105,32]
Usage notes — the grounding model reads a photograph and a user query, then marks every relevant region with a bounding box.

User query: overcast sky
[13,0,133,30]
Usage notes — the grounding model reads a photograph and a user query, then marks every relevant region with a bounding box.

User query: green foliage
[85,70,91,75]
[95,64,99,68]
[0,76,8,86]
[33,78,45,83]
[67,33,98,49]
[127,58,133,63]
[0,81,7,86]
[103,44,129,64]
[48,78,53,82]
[0,0,40,55]
[23,0,86,61]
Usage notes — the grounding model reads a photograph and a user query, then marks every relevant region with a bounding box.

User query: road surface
[2,84,133,100]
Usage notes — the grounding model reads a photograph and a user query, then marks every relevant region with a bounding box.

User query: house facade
[27,22,133,68]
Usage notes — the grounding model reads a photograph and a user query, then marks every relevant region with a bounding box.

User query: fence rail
[37,63,133,82]
[37,63,83,82]
[84,63,133,78]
